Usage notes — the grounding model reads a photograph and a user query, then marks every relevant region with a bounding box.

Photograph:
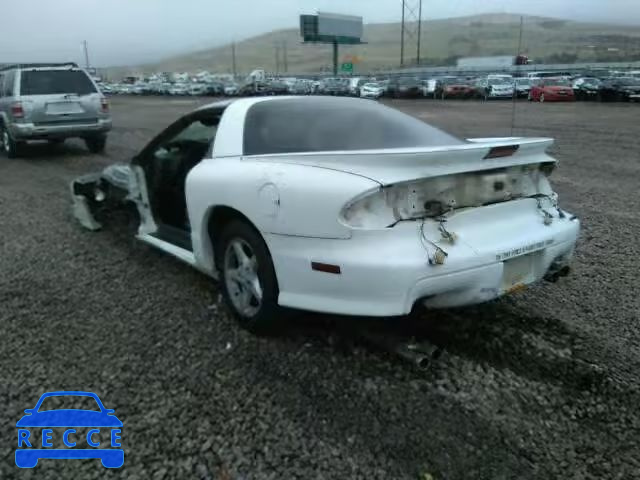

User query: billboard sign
[317,12,363,39]
[300,12,363,44]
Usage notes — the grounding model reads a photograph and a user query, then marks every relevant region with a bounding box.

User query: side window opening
[2,70,15,97]
[148,114,220,230]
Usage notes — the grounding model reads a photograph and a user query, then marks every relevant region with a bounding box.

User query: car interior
[143,112,220,237]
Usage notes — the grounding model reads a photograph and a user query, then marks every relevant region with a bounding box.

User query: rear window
[243,98,463,156]
[20,69,97,95]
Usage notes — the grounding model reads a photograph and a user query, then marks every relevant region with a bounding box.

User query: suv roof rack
[0,62,79,72]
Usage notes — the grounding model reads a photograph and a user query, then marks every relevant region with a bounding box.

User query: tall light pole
[82,40,91,70]
[417,0,423,65]
[400,0,405,66]
[231,42,237,78]
[282,40,288,73]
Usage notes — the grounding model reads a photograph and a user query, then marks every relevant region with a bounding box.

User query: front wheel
[85,135,107,153]
[217,221,282,334]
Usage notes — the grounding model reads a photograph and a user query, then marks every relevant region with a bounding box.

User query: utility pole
[282,40,288,73]
[231,42,237,78]
[401,0,425,66]
[82,40,90,70]
[416,0,423,65]
[333,40,338,76]
[400,0,405,66]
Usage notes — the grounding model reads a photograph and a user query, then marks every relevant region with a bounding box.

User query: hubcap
[224,238,262,317]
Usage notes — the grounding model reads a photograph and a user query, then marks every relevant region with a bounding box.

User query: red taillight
[11,102,24,118]
[100,98,109,113]
[484,145,520,159]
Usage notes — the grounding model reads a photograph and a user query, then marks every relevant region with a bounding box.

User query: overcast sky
[2,0,638,67]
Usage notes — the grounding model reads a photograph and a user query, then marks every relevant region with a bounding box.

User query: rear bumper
[9,118,112,140]
[487,94,514,99]
[266,198,580,316]
[542,93,575,102]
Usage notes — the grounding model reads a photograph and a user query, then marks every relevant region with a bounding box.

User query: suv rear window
[243,97,463,155]
[20,70,97,95]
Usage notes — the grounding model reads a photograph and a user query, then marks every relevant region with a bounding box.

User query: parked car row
[100,72,640,103]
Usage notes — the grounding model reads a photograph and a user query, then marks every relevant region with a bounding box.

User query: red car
[436,79,475,99]
[529,78,575,102]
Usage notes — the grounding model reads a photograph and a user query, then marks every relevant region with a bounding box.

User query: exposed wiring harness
[533,194,564,225]
[419,218,448,265]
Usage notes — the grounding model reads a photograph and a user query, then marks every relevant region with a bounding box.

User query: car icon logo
[15,391,123,468]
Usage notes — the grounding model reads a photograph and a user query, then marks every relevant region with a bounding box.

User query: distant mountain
[108,13,640,77]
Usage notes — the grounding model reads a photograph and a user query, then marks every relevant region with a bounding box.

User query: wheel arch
[202,205,265,273]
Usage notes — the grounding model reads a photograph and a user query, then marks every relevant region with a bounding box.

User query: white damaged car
[71,96,579,333]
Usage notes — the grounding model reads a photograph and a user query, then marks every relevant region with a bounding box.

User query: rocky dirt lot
[1,97,638,479]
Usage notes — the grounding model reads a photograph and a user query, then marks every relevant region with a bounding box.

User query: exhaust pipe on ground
[357,330,443,371]
[544,265,571,283]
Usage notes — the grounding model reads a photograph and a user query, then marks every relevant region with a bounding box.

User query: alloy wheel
[224,238,263,317]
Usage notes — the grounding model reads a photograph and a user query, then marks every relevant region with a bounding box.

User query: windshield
[543,79,571,86]
[613,77,640,85]
[581,78,602,86]
[244,98,463,155]
[398,77,419,85]
[20,69,97,95]
[488,78,512,85]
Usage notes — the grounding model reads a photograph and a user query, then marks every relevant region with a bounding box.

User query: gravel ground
[1,97,639,479]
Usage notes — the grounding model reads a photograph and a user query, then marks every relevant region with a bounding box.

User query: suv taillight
[11,102,24,118]
[100,98,109,113]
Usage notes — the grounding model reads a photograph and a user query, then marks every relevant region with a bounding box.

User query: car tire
[0,124,23,158]
[216,220,283,335]
[85,135,107,154]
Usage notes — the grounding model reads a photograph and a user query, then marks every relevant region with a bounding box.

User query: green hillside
[114,13,640,76]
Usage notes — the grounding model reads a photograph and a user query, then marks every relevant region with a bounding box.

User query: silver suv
[0,63,112,158]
